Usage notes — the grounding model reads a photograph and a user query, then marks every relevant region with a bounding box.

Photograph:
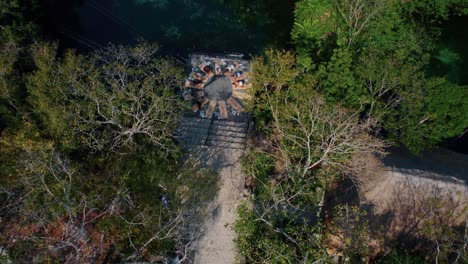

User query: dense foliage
[292,0,468,153]
[0,1,217,262]
[235,1,467,263]
[1,0,467,263]
[236,50,387,263]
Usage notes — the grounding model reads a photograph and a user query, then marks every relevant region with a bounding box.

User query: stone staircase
[179,116,251,149]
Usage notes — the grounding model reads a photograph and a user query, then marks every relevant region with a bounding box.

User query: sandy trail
[358,147,468,237]
[361,147,467,213]
[190,146,245,264]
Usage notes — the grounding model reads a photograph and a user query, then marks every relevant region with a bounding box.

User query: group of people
[184,59,250,90]
[227,64,250,89]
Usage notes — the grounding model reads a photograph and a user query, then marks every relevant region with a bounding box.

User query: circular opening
[203,75,233,101]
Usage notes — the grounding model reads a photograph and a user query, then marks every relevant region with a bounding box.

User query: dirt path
[358,147,468,238]
[361,147,467,213]
[189,146,245,264]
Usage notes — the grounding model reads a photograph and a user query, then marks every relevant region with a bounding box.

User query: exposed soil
[190,144,468,262]
[358,147,468,241]
[189,146,245,264]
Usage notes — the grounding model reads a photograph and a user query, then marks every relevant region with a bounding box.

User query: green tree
[71,43,186,155]
[26,42,75,142]
[0,0,39,131]
[1,39,215,262]
[24,42,186,154]
[396,78,468,153]
[291,0,339,68]
[317,48,364,107]
[1,146,219,263]
[403,0,468,25]
[248,49,301,133]
[292,0,468,153]
[236,49,387,262]
[251,50,386,177]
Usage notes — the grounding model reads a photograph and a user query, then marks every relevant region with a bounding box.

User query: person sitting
[185,79,205,89]
[199,63,215,79]
[191,103,200,112]
[232,71,249,82]
[224,69,237,83]
[223,62,239,77]
[203,65,215,79]
[192,71,206,82]
[215,65,222,75]
[226,62,239,72]
[232,80,247,89]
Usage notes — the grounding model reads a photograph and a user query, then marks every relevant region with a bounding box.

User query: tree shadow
[383,146,467,184]
[366,173,467,260]
[327,173,467,261]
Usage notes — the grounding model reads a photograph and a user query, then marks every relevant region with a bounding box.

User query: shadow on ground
[383,147,467,184]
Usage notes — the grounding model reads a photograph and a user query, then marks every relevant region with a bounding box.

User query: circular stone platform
[203,75,232,101]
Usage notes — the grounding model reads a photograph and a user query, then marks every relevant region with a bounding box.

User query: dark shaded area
[323,177,360,212]
[204,75,232,100]
[38,0,83,50]
[383,146,468,184]
[429,15,468,85]
[322,177,359,234]
[427,15,468,155]
[324,171,466,262]
[39,0,296,56]
[219,0,297,49]
[442,131,468,155]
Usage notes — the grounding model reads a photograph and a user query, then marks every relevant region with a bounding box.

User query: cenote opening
[42,0,296,57]
[43,1,468,83]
